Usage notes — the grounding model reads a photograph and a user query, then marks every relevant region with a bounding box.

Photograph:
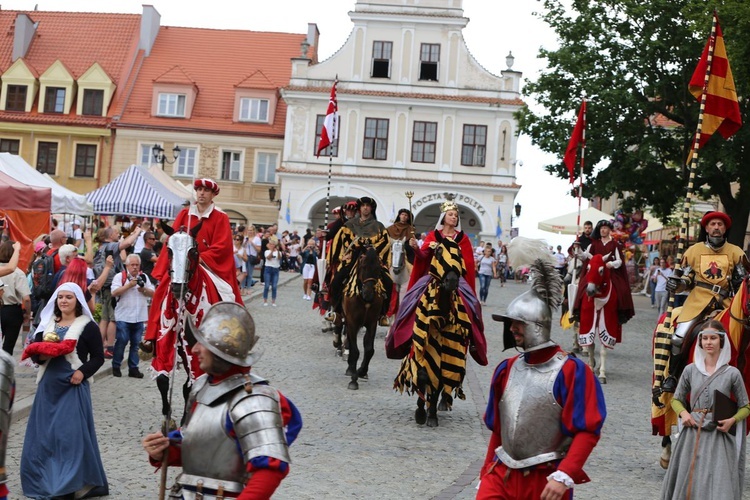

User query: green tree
[519,0,750,246]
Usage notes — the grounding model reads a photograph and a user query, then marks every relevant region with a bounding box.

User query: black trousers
[0,303,24,355]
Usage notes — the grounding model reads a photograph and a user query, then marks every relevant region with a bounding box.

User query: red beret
[700,211,731,229]
[194,178,220,195]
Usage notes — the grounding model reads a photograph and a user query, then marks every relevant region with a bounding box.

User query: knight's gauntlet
[666,276,689,294]
[731,263,748,291]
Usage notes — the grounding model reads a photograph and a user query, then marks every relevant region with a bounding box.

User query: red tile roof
[277,166,520,189]
[0,11,140,82]
[115,27,306,137]
[0,10,141,126]
[284,85,524,107]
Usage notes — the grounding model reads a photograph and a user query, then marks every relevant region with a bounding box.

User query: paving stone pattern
[5,272,750,498]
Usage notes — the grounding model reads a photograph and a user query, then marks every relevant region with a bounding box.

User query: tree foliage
[519,0,750,245]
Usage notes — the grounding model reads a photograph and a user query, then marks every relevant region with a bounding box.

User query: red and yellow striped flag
[688,15,741,153]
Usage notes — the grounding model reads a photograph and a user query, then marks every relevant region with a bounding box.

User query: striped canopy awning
[87,165,189,219]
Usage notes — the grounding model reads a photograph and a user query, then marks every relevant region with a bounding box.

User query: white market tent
[0,152,93,215]
[539,206,664,236]
[87,165,189,219]
[538,207,613,235]
[148,165,193,199]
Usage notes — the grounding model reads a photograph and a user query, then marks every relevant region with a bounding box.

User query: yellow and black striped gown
[394,237,472,408]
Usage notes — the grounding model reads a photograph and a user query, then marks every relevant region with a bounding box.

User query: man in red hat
[666,211,749,368]
[142,178,242,420]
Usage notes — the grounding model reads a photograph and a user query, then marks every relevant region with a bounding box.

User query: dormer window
[239,98,269,122]
[158,93,186,117]
[82,89,104,116]
[371,41,392,78]
[44,87,65,113]
[419,44,440,81]
[5,85,27,111]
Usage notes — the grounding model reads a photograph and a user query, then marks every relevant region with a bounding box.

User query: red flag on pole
[563,101,586,183]
[688,14,741,157]
[316,78,339,157]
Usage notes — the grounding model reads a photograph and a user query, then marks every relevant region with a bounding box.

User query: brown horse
[342,245,385,390]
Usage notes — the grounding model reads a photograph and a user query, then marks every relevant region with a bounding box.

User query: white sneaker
[305,295,311,301]
[303,294,307,300]
[272,303,277,307]
[263,302,268,307]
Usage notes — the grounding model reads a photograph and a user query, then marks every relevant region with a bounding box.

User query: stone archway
[308,196,351,230]
[412,203,485,244]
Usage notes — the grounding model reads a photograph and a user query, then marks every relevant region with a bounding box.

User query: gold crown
[441,200,458,213]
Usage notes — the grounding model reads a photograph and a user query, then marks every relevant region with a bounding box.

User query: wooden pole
[652,12,719,405]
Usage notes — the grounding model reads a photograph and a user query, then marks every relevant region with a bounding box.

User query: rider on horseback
[571,219,634,325]
[328,197,393,327]
[386,209,415,256]
[662,211,749,391]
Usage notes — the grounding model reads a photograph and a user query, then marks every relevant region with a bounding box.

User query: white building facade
[279,0,522,243]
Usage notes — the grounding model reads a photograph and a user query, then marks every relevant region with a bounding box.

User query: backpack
[31,250,57,301]
[93,242,124,287]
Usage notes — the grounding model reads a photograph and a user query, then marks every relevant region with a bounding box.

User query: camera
[136,275,146,288]
[105,249,114,258]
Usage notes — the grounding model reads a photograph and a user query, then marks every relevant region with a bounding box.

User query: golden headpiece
[441,200,458,213]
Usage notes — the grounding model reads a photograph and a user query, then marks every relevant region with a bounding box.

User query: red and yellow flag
[688,14,741,157]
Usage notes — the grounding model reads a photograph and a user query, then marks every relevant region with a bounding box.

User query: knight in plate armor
[478,259,606,499]
[142,302,302,499]
[664,212,750,378]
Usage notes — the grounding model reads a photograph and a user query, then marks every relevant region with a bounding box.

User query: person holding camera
[652,257,673,316]
[110,254,154,378]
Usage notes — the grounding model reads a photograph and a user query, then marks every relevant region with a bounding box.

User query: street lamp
[510,202,522,238]
[268,186,282,210]
[152,144,181,170]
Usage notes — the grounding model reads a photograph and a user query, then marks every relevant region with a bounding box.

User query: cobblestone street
[5,273,750,499]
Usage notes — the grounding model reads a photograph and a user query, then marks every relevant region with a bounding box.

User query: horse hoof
[598,376,606,384]
[437,400,448,412]
[426,417,439,428]
[345,367,355,377]
[335,349,343,357]
[348,381,359,390]
[357,368,368,379]
[415,407,427,425]
[333,340,341,349]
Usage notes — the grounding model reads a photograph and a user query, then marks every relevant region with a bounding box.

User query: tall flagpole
[652,12,719,405]
[575,99,587,235]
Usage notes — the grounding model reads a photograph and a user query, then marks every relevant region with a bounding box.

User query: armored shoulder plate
[230,384,291,465]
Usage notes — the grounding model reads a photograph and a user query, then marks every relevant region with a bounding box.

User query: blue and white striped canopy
[87,165,189,219]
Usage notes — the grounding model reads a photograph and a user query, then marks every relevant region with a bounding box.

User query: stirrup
[324,311,337,322]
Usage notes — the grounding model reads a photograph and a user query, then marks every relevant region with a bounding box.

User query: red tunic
[573,238,634,323]
[407,229,476,294]
[145,205,242,378]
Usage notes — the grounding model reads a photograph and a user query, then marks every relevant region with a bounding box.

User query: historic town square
[0,0,749,498]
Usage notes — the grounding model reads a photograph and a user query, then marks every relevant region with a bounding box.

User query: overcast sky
[11,0,585,247]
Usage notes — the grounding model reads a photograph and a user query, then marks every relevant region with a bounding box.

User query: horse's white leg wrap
[599,346,607,379]
[587,344,596,370]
